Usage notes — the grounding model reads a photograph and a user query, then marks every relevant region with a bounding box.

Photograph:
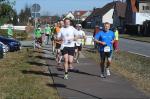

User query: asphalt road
[20,41,33,47]
[119,38,150,57]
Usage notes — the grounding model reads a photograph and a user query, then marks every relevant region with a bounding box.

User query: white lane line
[127,51,150,58]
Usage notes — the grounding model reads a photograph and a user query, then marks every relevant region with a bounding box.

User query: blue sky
[14,0,113,16]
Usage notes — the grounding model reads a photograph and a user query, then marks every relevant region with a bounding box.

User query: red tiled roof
[74,11,87,17]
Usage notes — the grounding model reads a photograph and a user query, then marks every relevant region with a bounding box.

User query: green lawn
[0,48,59,99]
[84,49,150,96]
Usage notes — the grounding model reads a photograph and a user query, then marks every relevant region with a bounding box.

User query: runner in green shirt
[35,27,42,38]
[34,26,42,48]
[7,25,13,38]
[45,24,51,45]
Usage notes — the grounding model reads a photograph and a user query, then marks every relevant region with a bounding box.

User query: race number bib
[104,46,111,52]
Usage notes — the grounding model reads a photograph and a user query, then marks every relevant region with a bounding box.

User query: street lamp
[11,17,13,21]
[17,18,20,23]
[28,17,31,25]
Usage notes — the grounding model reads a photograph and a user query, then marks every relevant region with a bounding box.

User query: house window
[143,6,150,10]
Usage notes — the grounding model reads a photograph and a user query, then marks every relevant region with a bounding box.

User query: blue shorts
[99,51,113,62]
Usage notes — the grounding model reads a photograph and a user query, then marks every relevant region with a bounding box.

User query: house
[84,1,116,28]
[81,11,92,21]
[113,1,126,28]
[40,15,61,24]
[125,0,150,25]
[74,11,87,20]
[74,10,92,21]
[40,16,51,24]
[125,0,150,35]
[64,12,75,20]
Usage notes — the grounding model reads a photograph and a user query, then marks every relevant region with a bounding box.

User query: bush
[0,29,7,37]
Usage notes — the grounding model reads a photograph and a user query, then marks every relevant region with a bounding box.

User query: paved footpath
[42,45,149,99]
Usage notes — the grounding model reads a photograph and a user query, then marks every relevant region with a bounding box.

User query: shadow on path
[21,70,63,78]
[47,83,102,99]
[35,55,55,60]
[21,70,50,76]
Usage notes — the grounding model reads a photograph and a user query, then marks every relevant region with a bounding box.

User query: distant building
[113,1,126,28]
[81,11,92,21]
[84,1,116,28]
[125,0,150,36]
[40,16,51,24]
[125,0,150,25]
[74,11,92,21]
[64,12,75,20]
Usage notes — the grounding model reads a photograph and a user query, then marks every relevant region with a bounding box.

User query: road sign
[31,12,40,18]
[31,4,41,12]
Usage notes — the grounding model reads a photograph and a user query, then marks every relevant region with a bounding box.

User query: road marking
[127,51,150,58]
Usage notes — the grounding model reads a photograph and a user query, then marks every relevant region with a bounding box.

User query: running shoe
[106,68,111,76]
[64,74,68,79]
[100,74,106,78]
[76,59,79,64]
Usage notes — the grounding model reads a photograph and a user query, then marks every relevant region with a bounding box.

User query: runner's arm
[111,32,115,44]
[73,29,79,41]
[82,31,87,40]
[94,33,106,45]
[56,32,62,41]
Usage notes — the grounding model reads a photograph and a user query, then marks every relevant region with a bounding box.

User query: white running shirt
[57,26,77,47]
[75,30,86,46]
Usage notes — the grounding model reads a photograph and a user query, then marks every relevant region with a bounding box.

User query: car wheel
[6,45,10,52]
[19,46,22,50]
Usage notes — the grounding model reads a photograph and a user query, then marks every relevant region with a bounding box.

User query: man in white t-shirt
[57,18,77,79]
[74,24,86,63]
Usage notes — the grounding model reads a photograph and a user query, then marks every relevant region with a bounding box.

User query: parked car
[0,36,21,52]
[0,41,9,54]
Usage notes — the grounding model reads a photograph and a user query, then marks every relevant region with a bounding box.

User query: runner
[7,24,14,38]
[93,25,100,49]
[74,24,86,63]
[50,25,55,53]
[94,22,115,78]
[113,27,119,52]
[41,25,46,46]
[51,23,57,54]
[52,23,60,54]
[55,21,64,65]
[45,24,51,45]
[57,18,77,79]
[35,25,42,49]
